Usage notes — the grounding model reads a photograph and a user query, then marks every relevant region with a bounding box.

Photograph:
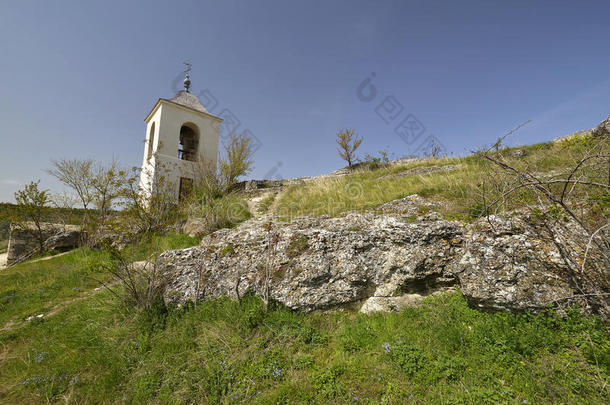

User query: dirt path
[0,250,75,271]
[245,187,285,221]
[29,250,73,264]
[0,285,107,333]
[0,261,147,333]
[246,190,275,219]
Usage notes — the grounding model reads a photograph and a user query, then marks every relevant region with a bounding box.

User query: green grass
[0,239,8,254]
[1,281,607,404]
[0,249,111,328]
[275,136,608,220]
[0,233,199,329]
[257,192,277,214]
[184,193,252,235]
[126,232,201,261]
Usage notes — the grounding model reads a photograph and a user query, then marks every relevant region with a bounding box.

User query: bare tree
[336,128,362,168]
[478,134,610,319]
[47,158,96,214]
[91,158,126,224]
[48,158,129,245]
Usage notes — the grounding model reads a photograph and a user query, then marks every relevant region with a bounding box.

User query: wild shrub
[182,156,251,235]
[387,341,428,377]
[98,246,167,310]
[478,134,610,320]
[309,364,346,398]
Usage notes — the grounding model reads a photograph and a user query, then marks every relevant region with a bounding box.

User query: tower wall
[139,101,221,201]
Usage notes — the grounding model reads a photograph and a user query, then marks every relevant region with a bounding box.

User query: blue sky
[1,0,610,202]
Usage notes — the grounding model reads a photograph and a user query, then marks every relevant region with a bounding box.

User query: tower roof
[166,90,209,114]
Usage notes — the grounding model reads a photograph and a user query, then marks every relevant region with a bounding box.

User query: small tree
[12,181,50,254]
[91,158,126,225]
[219,131,255,189]
[97,245,167,310]
[336,128,362,168]
[48,158,128,245]
[115,164,178,238]
[47,158,96,214]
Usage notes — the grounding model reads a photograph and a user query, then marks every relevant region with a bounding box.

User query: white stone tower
[139,66,222,202]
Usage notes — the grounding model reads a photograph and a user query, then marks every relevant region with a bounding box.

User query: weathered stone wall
[6,223,80,265]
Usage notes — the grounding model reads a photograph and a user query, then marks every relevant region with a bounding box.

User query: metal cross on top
[183,61,192,92]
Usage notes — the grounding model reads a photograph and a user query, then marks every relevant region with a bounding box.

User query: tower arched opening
[178,123,199,161]
[147,122,156,160]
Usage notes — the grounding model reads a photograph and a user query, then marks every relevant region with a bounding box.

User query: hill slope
[1,134,609,403]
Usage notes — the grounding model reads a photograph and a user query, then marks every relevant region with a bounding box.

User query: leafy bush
[309,364,345,398]
[387,341,428,376]
[99,246,168,310]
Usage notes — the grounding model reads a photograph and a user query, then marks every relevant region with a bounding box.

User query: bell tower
[139,64,222,201]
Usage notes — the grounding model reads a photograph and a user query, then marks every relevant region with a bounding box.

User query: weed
[218,243,235,258]
[286,234,309,258]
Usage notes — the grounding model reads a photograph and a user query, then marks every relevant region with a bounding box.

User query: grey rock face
[161,196,578,314]
[43,229,80,250]
[7,223,80,265]
[592,116,610,137]
[182,217,208,238]
[454,216,573,312]
[509,149,528,158]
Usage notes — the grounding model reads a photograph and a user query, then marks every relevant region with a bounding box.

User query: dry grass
[275,136,608,221]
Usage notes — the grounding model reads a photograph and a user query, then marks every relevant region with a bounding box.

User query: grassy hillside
[1,135,608,403]
[275,135,609,221]
[1,247,608,404]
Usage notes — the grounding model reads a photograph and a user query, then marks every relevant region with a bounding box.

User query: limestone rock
[161,200,584,315]
[360,294,424,314]
[182,217,208,238]
[454,215,573,312]
[162,212,462,311]
[7,223,80,265]
[43,229,80,250]
[592,116,610,137]
[509,149,528,158]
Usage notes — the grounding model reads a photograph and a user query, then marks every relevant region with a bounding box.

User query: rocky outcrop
[161,195,580,314]
[181,218,208,238]
[163,210,462,311]
[6,223,80,265]
[455,216,573,312]
[43,229,80,250]
[592,116,610,137]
